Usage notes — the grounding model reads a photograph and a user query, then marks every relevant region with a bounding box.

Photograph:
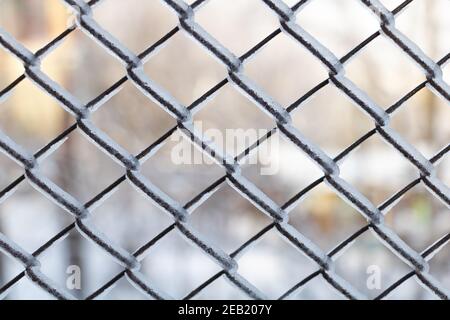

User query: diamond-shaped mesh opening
[428,244,450,291]
[345,36,426,108]
[193,83,275,157]
[241,131,323,205]
[384,276,440,300]
[384,184,450,252]
[334,231,412,299]
[195,0,279,56]
[41,29,125,103]
[291,85,373,157]
[189,184,272,253]
[190,275,252,300]
[0,152,23,190]
[290,275,346,300]
[0,49,22,90]
[237,229,317,299]
[143,32,227,106]
[295,0,379,57]
[91,82,176,155]
[339,134,421,205]
[0,0,69,52]
[288,183,367,252]
[101,276,154,300]
[389,87,450,158]
[139,130,224,204]
[140,229,221,298]
[39,130,123,203]
[92,0,177,54]
[243,32,328,107]
[395,0,450,61]
[0,79,65,152]
[38,229,126,298]
[436,155,450,186]
[0,0,448,300]
[90,183,173,253]
[0,182,71,253]
[0,250,23,289]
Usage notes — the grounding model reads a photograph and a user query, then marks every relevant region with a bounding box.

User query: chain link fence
[0,0,449,300]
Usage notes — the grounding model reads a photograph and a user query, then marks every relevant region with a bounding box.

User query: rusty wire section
[0,0,449,300]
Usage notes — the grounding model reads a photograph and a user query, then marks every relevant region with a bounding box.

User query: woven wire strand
[0,0,448,300]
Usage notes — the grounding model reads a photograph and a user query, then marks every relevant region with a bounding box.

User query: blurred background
[0,0,449,299]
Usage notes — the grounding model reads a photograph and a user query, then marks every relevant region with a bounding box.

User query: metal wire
[0,0,448,300]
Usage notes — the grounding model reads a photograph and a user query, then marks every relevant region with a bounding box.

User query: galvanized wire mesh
[0,0,449,300]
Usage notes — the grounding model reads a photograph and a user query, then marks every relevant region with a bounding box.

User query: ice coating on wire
[0,0,448,300]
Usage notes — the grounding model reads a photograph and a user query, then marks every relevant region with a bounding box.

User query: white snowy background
[0,0,449,299]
